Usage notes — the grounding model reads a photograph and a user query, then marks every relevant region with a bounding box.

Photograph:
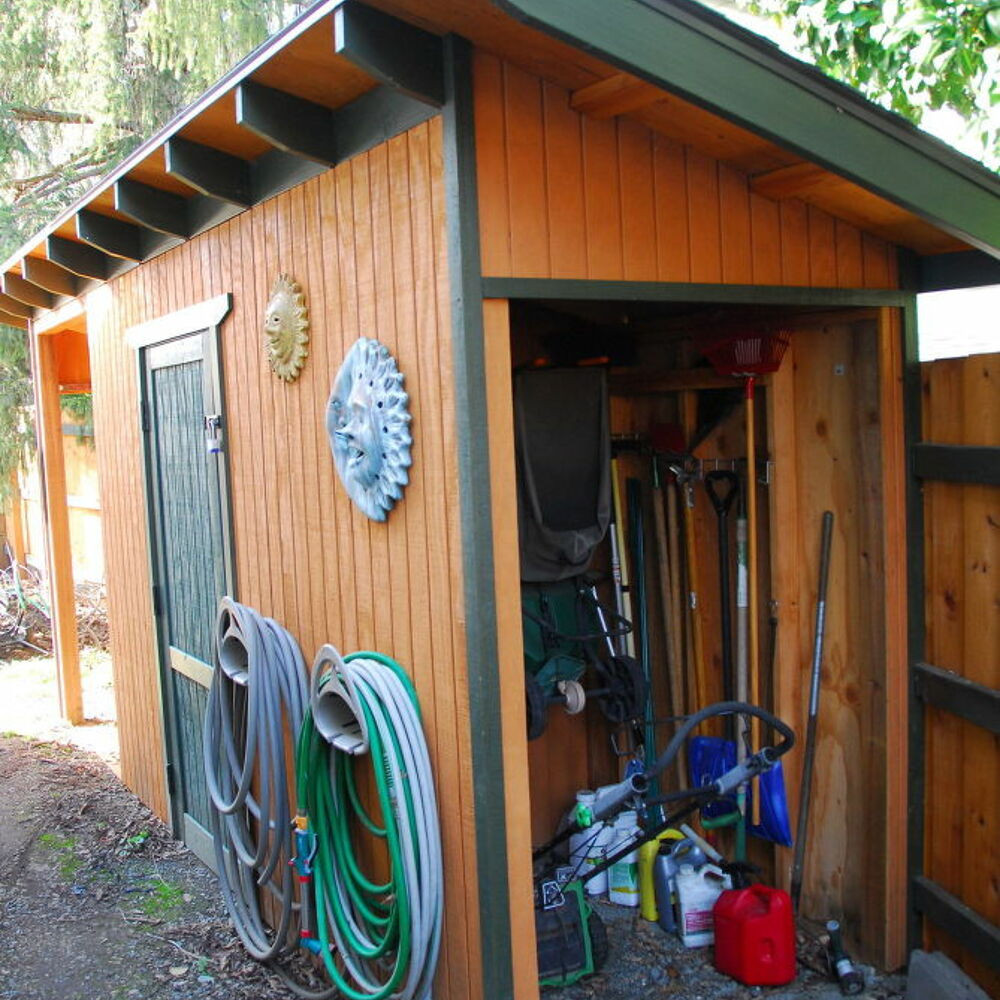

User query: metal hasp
[326,337,412,522]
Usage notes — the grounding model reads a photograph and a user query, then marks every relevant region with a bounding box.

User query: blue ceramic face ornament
[326,338,412,521]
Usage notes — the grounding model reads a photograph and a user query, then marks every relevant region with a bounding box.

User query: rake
[704,330,789,825]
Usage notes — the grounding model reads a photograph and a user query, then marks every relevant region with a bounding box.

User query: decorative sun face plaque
[263,273,309,381]
[326,338,412,522]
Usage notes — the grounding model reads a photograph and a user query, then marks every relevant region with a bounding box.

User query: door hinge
[151,583,163,617]
[140,400,150,433]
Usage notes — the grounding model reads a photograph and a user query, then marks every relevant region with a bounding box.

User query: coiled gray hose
[202,597,308,963]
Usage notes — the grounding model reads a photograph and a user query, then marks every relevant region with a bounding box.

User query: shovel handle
[704,470,740,518]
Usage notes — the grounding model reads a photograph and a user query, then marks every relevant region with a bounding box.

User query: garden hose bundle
[294,645,443,1000]
[203,597,310,969]
[203,598,443,999]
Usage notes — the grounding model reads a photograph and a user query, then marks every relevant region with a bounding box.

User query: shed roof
[2,0,999,328]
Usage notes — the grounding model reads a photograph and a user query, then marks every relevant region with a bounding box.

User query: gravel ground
[541,899,907,999]
[0,735,327,1000]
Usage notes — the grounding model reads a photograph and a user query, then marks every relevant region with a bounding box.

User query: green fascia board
[495,0,1000,259]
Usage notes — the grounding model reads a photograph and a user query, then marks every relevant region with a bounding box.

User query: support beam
[46,235,110,280]
[912,877,1000,975]
[327,85,438,164]
[334,0,445,106]
[0,309,29,330]
[91,211,182,260]
[32,330,82,724]
[114,179,191,239]
[913,443,1000,486]
[914,661,1000,736]
[2,271,54,309]
[0,293,33,319]
[570,72,664,119]
[165,137,253,206]
[918,249,1000,292]
[236,80,338,165]
[5,472,26,564]
[751,162,847,201]
[21,256,79,297]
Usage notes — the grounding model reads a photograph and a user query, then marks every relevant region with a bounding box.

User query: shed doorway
[484,293,909,977]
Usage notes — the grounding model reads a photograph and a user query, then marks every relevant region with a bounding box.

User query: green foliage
[0,326,34,509]
[0,0,305,261]
[742,0,1000,167]
[60,392,93,425]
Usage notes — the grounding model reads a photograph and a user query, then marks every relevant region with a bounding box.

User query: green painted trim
[912,877,1000,975]
[441,34,514,1000]
[914,661,1000,737]
[334,0,445,107]
[496,0,1000,257]
[918,250,1000,292]
[913,443,1000,486]
[901,295,926,957]
[482,276,910,307]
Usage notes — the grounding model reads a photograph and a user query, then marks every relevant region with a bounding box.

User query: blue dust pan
[688,736,792,847]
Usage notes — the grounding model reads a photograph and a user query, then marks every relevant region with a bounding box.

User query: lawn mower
[531,700,795,987]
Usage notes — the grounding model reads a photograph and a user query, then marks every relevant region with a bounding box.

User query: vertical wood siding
[474,54,898,289]
[921,353,999,998]
[87,119,483,1000]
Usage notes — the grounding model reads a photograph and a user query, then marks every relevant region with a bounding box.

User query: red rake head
[704,331,789,378]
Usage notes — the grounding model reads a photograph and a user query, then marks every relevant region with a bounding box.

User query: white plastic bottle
[674,863,733,947]
[607,810,641,906]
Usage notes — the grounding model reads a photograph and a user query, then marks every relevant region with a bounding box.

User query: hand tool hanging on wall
[651,456,686,788]
[677,464,708,713]
[704,470,740,716]
[704,330,789,807]
[610,456,635,659]
[627,476,657,794]
[790,510,835,912]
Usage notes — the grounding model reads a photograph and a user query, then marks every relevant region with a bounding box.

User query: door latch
[204,413,223,454]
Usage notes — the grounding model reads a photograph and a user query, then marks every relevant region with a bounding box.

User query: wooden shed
[3,1,998,996]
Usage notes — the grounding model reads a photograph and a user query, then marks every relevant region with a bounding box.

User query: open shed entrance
[487,292,908,976]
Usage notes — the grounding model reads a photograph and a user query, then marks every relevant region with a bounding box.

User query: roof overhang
[497,0,1000,261]
[3,0,1000,331]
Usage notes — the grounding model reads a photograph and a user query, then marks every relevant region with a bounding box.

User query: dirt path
[0,735,323,1000]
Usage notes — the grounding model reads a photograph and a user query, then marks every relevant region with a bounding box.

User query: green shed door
[141,329,233,868]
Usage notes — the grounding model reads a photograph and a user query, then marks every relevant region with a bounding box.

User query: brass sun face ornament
[326,338,412,522]
[264,273,309,381]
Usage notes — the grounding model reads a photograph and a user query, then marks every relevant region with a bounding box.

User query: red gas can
[712,885,796,986]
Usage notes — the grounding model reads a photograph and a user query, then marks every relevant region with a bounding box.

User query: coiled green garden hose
[294,645,443,1000]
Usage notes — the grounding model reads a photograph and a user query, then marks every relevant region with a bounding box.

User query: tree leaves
[743,0,1000,168]
[0,0,307,262]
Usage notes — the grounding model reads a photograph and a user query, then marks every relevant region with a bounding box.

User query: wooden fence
[918,350,999,996]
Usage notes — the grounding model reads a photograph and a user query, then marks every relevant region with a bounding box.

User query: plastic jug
[568,791,613,895]
[638,828,684,921]
[607,810,642,906]
[713,885,796,985]
[675,863,732,947]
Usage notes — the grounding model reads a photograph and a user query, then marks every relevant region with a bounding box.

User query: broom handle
[747,379,762,825]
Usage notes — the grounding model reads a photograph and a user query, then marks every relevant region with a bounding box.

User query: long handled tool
[651,457,685,787]
[790,510,835,912]
[704,470,740,713]
[705,331,789,818]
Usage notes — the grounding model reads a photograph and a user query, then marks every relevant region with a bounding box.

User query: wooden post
[6,472,27,564]
[31,329,82,724]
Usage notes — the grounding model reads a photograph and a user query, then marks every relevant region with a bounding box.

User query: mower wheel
[587,908,609,971]
[526,672,548,741]
[559,678,586,715]
[598,655,647,724]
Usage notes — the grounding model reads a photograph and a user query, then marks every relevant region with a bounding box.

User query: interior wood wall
[88,118,485,1000]
[473,53,898,289]
[921,352,999,998]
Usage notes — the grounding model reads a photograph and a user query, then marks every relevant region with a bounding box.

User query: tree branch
[6,105,94,126]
